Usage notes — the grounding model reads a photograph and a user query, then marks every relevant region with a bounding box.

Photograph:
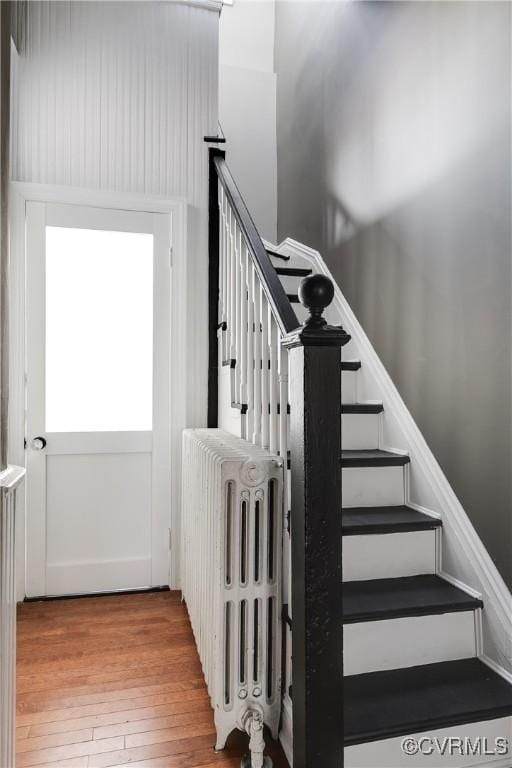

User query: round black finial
[298,273,335,327]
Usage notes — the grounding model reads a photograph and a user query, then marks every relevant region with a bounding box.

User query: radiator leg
[240,710,273,768]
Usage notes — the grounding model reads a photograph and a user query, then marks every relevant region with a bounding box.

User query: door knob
[31,436,47,450]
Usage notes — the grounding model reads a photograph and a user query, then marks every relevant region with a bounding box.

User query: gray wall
[275,1,512,587]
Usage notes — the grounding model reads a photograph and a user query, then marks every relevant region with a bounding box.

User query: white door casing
[25,201,174,597]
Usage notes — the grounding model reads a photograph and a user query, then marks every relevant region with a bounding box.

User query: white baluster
[219,186,226,362]
[225,204,232,363]
[252,270,262,446]
[246,260,255,440]
[260,288,270,450]
[277,338,290,556]
[269,312,278,454]
[277,340,288,463]
[229,207,236,363]
[240,244,248,433]
[234,222,242,405]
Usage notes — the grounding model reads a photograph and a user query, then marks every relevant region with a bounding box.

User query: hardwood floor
[16,591,289,768]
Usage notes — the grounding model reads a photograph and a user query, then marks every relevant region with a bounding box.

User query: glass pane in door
[45,226,154,432]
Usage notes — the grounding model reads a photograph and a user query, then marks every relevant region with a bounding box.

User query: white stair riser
[342,371,358,403]
[294,304,309,324]
[343,466,405,507]
[344,611,478,676]
[345,716,512,767]
[269,253,311,271]
[343,413,380,450]
[343,530,437,581]
[277,274,309,294]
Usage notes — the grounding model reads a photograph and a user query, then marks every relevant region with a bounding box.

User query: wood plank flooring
[17,591,289,768]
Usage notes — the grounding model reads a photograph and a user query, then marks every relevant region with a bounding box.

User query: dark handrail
[207,147,347,766]
[212,151,300,337]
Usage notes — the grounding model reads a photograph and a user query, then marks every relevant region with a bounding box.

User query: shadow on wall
[276,0,512,586]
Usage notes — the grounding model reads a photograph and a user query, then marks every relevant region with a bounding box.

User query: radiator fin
[181,429,283,750]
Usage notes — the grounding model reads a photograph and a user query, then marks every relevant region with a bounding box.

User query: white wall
[219,0,277,241]
[9,0,220,595]
[12,1,218,203]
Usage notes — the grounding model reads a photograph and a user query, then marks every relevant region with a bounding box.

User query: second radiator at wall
[181,429,283,751]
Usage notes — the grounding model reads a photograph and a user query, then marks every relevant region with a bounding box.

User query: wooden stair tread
[343,575,482,624]
[345,658,512,745]
[343,506,442,535]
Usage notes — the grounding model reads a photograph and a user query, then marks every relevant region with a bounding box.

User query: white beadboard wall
[9,1,219,592]
[11,1,218,205]
[11,0,218,429]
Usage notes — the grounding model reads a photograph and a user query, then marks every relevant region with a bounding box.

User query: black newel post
[282,274,351,768]
[207,147,225,428]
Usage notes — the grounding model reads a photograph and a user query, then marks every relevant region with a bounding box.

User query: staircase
[269,245,512,767]
[207,149,512,767]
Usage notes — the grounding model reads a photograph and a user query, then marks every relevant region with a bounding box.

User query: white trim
[92,0,223,9]
[43,432,153,456]
[179,0,223,11]
[10,182,188,216]
[407,500,442,521]
[435,526,442,574]
[475,609,484,657]
[9,182,188,595]
[439,571,484,601]
[0,466,25,493]
[271,236,512,679]
[380,444,409,457]
[480,654,512,686]
[8,188,27,601]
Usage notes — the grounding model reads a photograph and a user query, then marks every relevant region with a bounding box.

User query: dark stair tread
[287,293,300,303]
[345,658,512,745]
[343,574,483,624]
[276,267,313,277]
[341,449,410,467]
[266,247,289,261]
[342,403,383,414]
[341,361,361,371]
[343,506,442,535]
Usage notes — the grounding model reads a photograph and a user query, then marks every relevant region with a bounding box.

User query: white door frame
[9,183,188,597]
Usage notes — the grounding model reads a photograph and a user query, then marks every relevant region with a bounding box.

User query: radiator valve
[240,709,273,768]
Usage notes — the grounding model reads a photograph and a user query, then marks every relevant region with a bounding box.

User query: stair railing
[207,147,350,768]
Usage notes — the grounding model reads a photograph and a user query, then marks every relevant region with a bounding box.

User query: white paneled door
[25,202,172,597]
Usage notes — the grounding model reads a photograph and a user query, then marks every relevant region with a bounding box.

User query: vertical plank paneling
[11,1,219,201]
